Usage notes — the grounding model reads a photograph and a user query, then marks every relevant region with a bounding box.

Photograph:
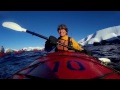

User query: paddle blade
[2,22,26,32]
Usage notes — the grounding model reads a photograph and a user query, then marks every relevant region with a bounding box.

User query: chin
[60,35,66,37]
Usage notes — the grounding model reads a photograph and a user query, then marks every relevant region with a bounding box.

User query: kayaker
[45,24,85,52]
[56,24,84,52]
[45,24,92,56]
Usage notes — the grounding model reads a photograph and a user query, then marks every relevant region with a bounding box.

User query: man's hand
[49,36,58,45]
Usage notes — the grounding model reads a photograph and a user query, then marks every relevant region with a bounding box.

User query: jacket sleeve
[71,38,84,51]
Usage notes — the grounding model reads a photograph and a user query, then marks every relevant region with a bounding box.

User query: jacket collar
[59,35,68,40]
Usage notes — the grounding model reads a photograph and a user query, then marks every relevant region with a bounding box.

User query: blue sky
[0,11,120,50]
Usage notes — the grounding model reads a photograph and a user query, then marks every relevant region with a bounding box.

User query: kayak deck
[10,51,120,79]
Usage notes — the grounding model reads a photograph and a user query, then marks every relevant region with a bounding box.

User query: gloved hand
[81,49,92,56]
[48,36,58,45]
[45,36,57,52]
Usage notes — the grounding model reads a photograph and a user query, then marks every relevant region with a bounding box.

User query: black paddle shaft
[26,30,49,40]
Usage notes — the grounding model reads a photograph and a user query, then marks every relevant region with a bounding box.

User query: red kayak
[9,51,120,79]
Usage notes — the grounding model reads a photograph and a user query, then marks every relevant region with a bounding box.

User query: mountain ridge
[78,25,120,46]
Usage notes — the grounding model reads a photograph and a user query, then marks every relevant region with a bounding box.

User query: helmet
[57,24,68,32]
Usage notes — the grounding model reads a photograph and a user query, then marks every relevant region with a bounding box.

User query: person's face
[58,29,67,37]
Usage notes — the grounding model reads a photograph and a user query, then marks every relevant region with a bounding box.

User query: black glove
[45,36,57,51]
[81,49,92,56]
[48,36,58,45]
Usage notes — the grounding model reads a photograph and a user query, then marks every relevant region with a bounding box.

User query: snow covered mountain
[22,46,44,51]
[5,46,44,52]
[78,25,120,46]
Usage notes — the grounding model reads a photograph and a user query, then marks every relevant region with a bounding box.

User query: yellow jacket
[57,35,84,51]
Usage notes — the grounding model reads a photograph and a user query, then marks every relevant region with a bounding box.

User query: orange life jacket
[57,37,72,51]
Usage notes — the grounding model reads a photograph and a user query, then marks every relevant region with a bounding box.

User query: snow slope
[78,25,120,46]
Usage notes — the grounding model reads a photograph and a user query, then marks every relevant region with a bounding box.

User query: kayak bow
[9,51,120,79]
